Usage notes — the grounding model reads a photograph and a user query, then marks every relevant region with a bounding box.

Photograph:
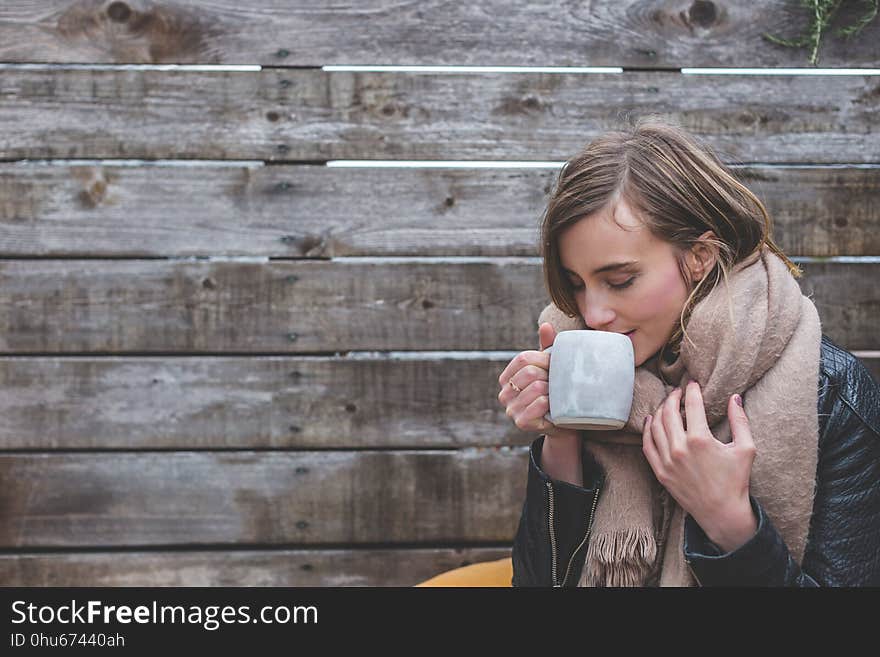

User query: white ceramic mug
[542,330,635,430]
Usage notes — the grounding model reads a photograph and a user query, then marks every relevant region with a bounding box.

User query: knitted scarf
[536,247,822,586]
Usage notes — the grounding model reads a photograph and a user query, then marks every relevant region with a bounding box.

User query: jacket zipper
[546,481,559,586]
[559,482,601,587]
[546,480,602,588]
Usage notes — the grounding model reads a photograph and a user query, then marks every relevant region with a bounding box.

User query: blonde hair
[540,115,800,365]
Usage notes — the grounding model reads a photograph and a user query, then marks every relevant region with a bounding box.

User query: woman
[497,116,880,587]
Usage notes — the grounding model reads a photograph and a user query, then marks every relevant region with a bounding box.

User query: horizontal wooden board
[1,163,879,258]
[0,450,527,548]
[0,260,876,353]
[0,1,877,67]
[1,69,878,162]
[0,352,876,451]
[0,355,526,450]
[0,547,513,586]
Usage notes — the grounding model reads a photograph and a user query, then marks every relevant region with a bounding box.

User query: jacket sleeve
[683,494,821,586]
[511,435,603,587]
[683,352,880,586]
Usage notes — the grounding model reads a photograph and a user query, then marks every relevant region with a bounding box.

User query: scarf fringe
[581,528,657,587]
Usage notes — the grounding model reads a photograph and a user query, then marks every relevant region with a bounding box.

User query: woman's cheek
[634,282,672,320]
[633,271,687,327]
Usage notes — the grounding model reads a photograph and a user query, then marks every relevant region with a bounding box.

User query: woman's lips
[624,330,636,338]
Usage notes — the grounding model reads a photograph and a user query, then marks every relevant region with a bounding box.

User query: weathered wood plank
[0,259,545,353]
[0,1,877,67]
[0,450,527,547]
[0,355,525,450]
[0,548,513,586]
[1,69,878,162]
[1,353,875,451]
[2,163,879,258]
[797,263,880,352]
[0,260,875,352]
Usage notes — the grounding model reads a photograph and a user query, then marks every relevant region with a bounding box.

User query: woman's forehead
[559,204,655,271]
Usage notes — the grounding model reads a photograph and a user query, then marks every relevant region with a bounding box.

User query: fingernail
[734,394,743,407]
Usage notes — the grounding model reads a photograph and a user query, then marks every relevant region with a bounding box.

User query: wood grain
[0,260,875,353]
[1,69,878,162]
[0,547,513,586]
[0,352,875,451]
[0,1,876,67]
[0,450,527,547]
[0,354,527,450]
[2,163,879,258]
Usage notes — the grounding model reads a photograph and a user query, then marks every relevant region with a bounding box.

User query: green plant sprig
[762,0,878,65]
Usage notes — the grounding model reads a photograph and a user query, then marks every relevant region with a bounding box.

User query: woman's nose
[581,291,616,329]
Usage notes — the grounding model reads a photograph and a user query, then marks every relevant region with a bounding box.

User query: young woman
[498,117,880,587]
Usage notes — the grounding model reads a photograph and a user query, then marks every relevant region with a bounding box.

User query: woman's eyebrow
[563,260,639,276]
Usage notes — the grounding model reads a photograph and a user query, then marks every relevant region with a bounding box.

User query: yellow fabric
[414,557,513,587]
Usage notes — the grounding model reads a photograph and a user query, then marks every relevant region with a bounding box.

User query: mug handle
[542,345,553,423]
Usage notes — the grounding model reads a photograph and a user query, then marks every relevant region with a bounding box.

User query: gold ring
[508,379,522,393]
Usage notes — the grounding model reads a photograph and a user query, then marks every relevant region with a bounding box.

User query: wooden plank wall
[0,1,878,586]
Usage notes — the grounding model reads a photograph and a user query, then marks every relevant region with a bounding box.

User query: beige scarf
[536,247,822,586]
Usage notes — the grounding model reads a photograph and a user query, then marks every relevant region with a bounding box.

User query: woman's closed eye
[569,277,635,291]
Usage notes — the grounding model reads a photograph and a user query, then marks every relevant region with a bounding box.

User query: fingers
[649,403,670,465]
[497,351,548,389]
[502,382,551,433]
[498,366,548,400]
[661,387,686,457]
[519,393,552,432]
[728,393,757,457]
[497,361,549,407]
[538,323,557,351]
[502,377,548,422]
[684,380,710,436]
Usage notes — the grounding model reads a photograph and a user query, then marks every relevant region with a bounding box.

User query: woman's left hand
[642,380,759,553]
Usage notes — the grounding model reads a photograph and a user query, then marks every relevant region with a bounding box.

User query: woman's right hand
[497,322,578,440]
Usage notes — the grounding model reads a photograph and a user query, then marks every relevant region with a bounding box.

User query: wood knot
[278,233,327,257]
[686,0,717,28]
[378,102,410,119]
[57,1,217,63]
[494,95,547,117]
[78,178,108,209]
[106,1,131,22]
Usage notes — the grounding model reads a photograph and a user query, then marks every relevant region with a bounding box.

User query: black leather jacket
[511,334,880,587]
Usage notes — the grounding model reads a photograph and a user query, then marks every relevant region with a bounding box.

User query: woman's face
[558,198,700,367]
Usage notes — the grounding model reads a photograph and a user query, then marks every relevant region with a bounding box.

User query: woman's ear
[687,230,717,283]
